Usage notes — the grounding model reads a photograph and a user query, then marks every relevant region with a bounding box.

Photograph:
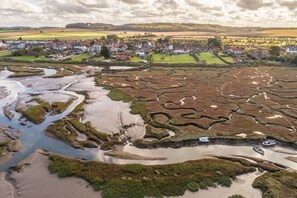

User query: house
[172,49,188,54]
[114,54,131,61]
[286,46,297,54]
[53,44,67,51]
[16,43,26,49]
[135,51,146,58]
[72,43,87,51]
[226,48,243,56]
[90,44,102,53]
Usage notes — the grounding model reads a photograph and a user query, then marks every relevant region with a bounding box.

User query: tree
[100,46,110,59]
[106,34,119,41]
[207,37,221,50]
[269,46,281,57]
[291,56,297,65]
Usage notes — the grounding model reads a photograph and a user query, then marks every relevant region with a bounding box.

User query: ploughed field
[97,66,297,143]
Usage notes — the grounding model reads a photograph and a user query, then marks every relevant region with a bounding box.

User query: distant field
[0,27,296,40]
[0,28,132,40]
[258,29,297,37]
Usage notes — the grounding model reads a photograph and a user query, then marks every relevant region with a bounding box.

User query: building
[286,46,297,54]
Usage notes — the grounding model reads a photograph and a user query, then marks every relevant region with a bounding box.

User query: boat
[253,145,264,155]
[262,140,276,147]
[199,137,210,143]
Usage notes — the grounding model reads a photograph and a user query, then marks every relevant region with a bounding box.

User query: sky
[0,0,296,27]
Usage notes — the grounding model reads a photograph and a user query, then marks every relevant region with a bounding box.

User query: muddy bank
[0,172,14,198]
[68,77,145,140]
[0,126,21,165]
[104,149,167,161]
[286,157,297,164]
[135,136,297,150]
[7,150,101,198]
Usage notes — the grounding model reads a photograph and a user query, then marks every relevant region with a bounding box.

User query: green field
[219,53,235,63]
[68,54,91,62]
[152,54,199,64]
[151,53,226,64]
[6,56,48,62]
[197,52,226,64]
[131,56,146,63]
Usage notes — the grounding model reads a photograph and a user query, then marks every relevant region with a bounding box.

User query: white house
[16,43,26,49]
[135,51,145,58]
[286,46,297,54]
[89,44,102,53]
[226,48,243,55]
[73,44,87,51]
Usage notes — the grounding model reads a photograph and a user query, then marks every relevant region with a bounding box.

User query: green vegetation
[219,53,234,63]
[152,54,198,64]
[145,125,170,140]
[48,155,255,198]
[198,52,226,64]
[67,54,91,62]
[22,100,72,124]
[107,88,132,102]
[228,195,245,198]
[187,181,199,192]
[131,56,146,63]
[22,102,52,124]
[253,170,297,198]
[8,56,48,62]
[100,46,110,59]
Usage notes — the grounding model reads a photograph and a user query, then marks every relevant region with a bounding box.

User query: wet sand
[286,157,297,163]
[0,87,8,100]
[0,172,14,198]
[8,150,101,198]
[69,77,145,140]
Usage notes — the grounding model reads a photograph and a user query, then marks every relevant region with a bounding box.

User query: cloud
[279,1,297,10]
[120,0,142,4]
[235,0,272,10]
[186,0,222,12]
[0,0,296,27]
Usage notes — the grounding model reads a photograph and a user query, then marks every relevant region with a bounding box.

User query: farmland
[97,66,297,143]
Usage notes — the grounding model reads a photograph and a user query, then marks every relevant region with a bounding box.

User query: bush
[218,176,232,187]
[123,164,144,174]
[187,181,199,192]
[228,195,245,198]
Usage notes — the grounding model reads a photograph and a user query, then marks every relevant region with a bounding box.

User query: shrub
[218,176,232,187]
[228,195,245,198]
[187,181,199,192]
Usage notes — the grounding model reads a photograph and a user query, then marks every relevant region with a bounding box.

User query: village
[0,35,297,65]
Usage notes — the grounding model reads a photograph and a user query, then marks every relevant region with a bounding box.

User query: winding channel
[0,68,297,173]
